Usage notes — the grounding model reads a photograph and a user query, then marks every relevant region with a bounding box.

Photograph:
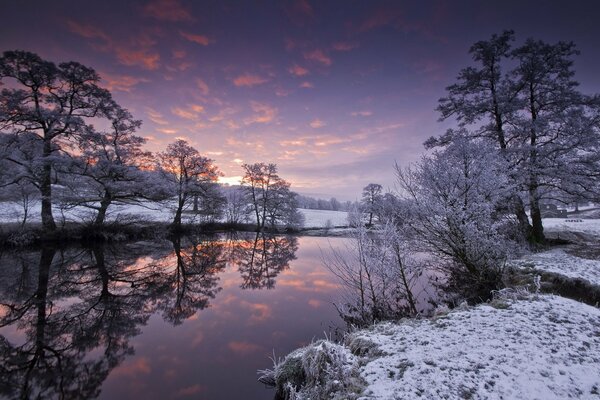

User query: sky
[2,0,600,200]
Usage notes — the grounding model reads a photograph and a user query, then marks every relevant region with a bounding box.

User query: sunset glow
[3,0,599,199]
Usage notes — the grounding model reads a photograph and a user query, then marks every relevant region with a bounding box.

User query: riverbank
[261,224,600,399]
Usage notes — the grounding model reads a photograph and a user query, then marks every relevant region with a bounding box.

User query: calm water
[0,233,347,400]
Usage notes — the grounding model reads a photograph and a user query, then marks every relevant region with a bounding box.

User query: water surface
[0,233,346,400]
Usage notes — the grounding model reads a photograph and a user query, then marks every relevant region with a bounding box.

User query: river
[0,233,347,400]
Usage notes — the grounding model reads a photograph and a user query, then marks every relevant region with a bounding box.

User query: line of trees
[0,50,302,233]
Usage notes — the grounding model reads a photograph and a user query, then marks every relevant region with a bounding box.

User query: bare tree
[360,183,383,226]
[241,163,300,230]
[159,139,220,228]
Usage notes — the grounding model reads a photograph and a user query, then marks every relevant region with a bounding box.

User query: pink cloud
[146,108,169,125]
[100,73,148,92]
[66,20,109,41]
[309,118,326,128]
[304,49,332,66]
[288,64,309,77]
[196,78,210,95]
[244,101,277,124]
[332,41,360,51]
[171,104,205,120]
[144,0,194,22]
[233,73,269,87]
[115,47,160,70]
[175,385,205,397]
[299,81,314,89]
[179,31,212,45]
[351,110,373,117]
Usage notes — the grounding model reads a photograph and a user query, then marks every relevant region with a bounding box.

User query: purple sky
[2,0,600,200]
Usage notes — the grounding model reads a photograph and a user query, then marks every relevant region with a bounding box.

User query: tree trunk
[40,137,56,231]
[94,192,112,226]
[172,196,185,228]
[512,195,533,242]
[193,194,199,212]
[529,187,545,244]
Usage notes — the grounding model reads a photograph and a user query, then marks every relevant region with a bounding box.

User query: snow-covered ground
[271,294,600,399]
[512,248,600,287]
[301,209,348,228]
[353,294,600,399]
[0,201,348,229]
[544,217,600,239]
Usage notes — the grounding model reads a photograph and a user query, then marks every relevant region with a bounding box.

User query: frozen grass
[512,248,600,287]
[266,294,600,399]
[258,339,364,400]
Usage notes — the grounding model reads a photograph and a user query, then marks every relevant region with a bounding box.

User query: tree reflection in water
[0,233,298,399]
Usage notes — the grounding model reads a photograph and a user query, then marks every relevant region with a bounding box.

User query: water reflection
[0,233,319,400]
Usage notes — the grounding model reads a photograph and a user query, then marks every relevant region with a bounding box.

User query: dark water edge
[0,233,347,400]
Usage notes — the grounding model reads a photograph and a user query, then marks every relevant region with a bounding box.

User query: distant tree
[361,183,383,226]
[330,197,341,211]
[241,163,301,230]
[0,50,115,231]
[223,186,251,224]
[159,139,221,228]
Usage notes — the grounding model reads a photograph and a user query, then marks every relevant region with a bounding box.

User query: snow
[300,209,349,228]
[352,294,600,399]
[0,201,348,229]
[544,218,600,239]
[511,248,600,287]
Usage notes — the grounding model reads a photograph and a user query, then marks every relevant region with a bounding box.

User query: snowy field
[352,294,600,399]
[300,208,349,228]
[544,217,600,239]
[512,248,600,287]
[0,201,348,229]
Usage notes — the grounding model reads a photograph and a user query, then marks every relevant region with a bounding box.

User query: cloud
[351,110,373,117]
[244,101,277,124]
[179,31,212,46]
[309,118,326,128]
[304,49,332,66]
[68,20,161,70]
[288,64,309,77]
[115,47,160,70]
[171,104,205,120]
[172,49,186,59]
[332,41,360,51]
[232,73,269,87]
[144,0,194,22]
[146,108,169,125]
[285,0,315,26]
[66,20,109,41]
[299,81,314,89]
[158,128,178,134]
[100,73,148,92]
[175,385,205,398]
[196,78,210,95]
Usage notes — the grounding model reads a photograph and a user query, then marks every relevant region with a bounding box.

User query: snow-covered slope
[354,294,600,399]
[512,248,600,287]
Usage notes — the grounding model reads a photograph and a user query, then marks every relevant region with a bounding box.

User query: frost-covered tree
[431,32,600,244]
[69,107,159,225]
[158,139,221,228]
[397,137,513,302]
[360,183,383,226]
[241,163,301,230]
[0,51,115,231]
